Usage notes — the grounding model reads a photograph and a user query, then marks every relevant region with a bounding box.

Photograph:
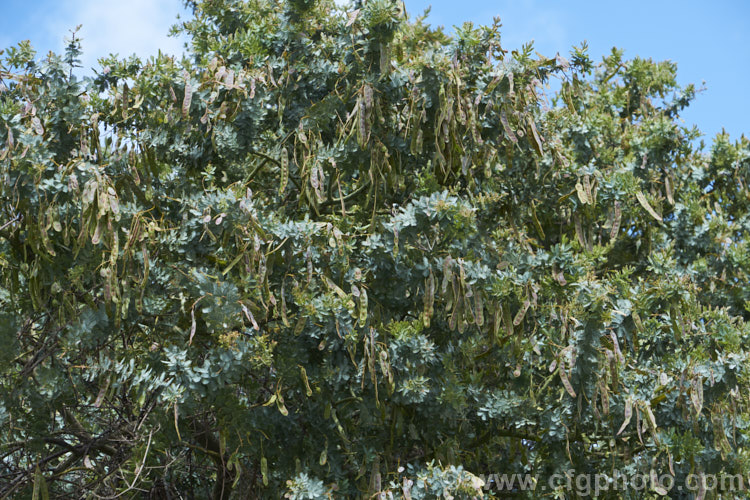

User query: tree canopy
[1,0,750,498]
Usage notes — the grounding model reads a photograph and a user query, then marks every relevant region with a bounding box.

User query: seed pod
[691,376,703,416]
[276,390,288,416]
[617,397,633,436]
[423,269,435,328]
[358,98,368,146]
[358,288,368,327]
[241,304,260,331]
[441,257,452,294]
[527,117,543,156]
[474,289,484,327]
[513,300,530,326]
[294,316,306,336]
[607,349,618,389]
[280,281,290,327]
[575,182,588,205]
[122,83,129,119]
[665,174,674,205]
[300,365,312,397]
[5,125,13,150]
[500,111,517,143]
[363,84,373,110]
[315,164,325,202]
[531,203,545,239]
[644,403,658,434]
[492,305,502,340]
[31,117,44,135]
[310,162,319,192]
[182,71,192,120]
[279,147,289,195]
[574,214,586,248]
[98,188,109,217]
[600,380,610,416]
[463,284,475,324]
[583,175,592,204]
[261,456,268,486]
[610,201,622,239]
[91,219,102,245]
[636,191,662,221]
[503,303,513,336]
[559,364,576,398]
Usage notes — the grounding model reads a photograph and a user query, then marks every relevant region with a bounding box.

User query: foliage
[1,1,750,498]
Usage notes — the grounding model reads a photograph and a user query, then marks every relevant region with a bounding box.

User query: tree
[1,0,749,498]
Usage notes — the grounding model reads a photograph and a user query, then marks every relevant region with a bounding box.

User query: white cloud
[46,0,188,71]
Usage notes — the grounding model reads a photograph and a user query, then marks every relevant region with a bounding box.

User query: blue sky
[1,0,747,141]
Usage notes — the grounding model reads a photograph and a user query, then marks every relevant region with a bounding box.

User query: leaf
[636,191,662,221]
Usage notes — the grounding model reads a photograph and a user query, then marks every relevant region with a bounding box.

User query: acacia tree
[1,0,749,498]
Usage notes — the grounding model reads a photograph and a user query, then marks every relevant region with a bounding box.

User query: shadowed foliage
[1,1,750,498]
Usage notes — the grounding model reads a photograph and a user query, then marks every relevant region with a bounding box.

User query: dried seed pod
[500,111,517,143]
[423,269,435,328]
[182,71,192,120]
[610,201,622,239]
[617,397,633,436]
[636,191,662,221]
